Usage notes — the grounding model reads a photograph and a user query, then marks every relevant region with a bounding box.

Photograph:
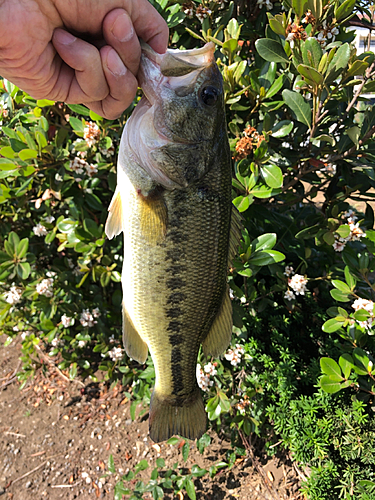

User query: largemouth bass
[105,42,240,442]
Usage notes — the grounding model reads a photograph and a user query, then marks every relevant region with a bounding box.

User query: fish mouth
[138,41,216,107]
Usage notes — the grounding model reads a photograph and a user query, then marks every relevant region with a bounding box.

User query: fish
[105,41,241,443]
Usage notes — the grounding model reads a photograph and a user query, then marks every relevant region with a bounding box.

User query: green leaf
[261,164,283,188]
[320,375,345,394]
[69,116,85,133]
[232,195,251,213]
[353,309,370,322]
[307,0,322,19]
[16,238,29,259]
[298,64,324,86]
[352,348,371,374]
[302,37,323,69]
[330,289,351,302]
[282,89,311,129]
[166,437,179,446]
[134,459,149,474]
[293,0,308,18]
[222,38,238,54]
[156,458,165,468]
[335,0,356,21]
[252,233,277,251]
[336,224,350,238]
[184,478,196,500]
[267,13,286,37]
[255,39,289,63]
[271,120,293,138]
[67,103,90,116]
[18,149,38,161]
[0,146,16,159]
[182,441,189,462]
[320,357,343,381]
[325,43,351,83]
[108,454,116,473]
[250,249,284,266]
[37,99,55,107]
[322,318,345,333]
[331,280,351,293]
[191,465,208,477]
[266,74,287,99]
[339,353,353,379]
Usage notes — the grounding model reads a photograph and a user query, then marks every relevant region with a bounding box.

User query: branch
[346,61,375,114]
[329,124,375,162]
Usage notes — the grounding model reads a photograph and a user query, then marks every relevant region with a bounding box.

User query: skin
[0,0,169,119]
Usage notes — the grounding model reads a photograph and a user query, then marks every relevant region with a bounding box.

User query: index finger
[123,0,169,54]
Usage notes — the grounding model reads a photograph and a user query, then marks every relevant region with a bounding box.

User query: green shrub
[1,0,375,498]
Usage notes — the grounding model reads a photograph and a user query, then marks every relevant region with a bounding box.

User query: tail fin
[149,388,206,443]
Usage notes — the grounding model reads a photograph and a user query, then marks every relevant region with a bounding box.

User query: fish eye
[200,86,219,106]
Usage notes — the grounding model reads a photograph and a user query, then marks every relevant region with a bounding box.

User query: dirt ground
[0,336,303,500]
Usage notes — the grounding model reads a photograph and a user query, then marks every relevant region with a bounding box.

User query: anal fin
[123,303,148,364]
[105,188,123,240]
[202,288,232,358]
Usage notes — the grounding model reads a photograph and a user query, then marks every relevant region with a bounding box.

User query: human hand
[0,0,169,119]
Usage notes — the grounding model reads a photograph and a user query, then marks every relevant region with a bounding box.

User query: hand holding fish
[0,0,168,119]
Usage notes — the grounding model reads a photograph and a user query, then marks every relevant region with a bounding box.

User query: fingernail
[107,48,127,77]
[54,29,77,45]
[111,12,134,43]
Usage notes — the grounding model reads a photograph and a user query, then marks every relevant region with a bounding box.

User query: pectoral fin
[139,189,168,245]
[228,207,242,266]
[105,189,123,240]
[202,288,232,358]
[123,304,148,364]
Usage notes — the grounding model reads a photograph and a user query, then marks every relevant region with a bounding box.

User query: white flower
[80,309,97,328]
[92,308,101,318]
[21,330,32,340]
[78,340,87,348]
[99,146,115,158]
[257,0,273,9]
[70,157,87,174]
[85,163,98,177]
[108,346,124,361]
[84,121,100,147]
[224,344,245,366]
[61,314,73,328]
[352,298,375,330]
[284,265,294,277]
[33,223,47,237]
[333,239,346,252]
[44,215,55,223]
[284,289,296,301]
[203,362,217,377]
[288,274,308,296]
[55,173,63,182]
[36,278,54,297]
[5,285,22,304]
[196,363,214,391]
[51,337,62,347]
[348,222,366,241]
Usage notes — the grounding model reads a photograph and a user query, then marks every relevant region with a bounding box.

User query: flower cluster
[69,157,98,179]
[108,346,124,361]
[224,344,245,366]
[33,222,48,237]
[257,0,273,10]
[333,210,366,252]
[182,1,194,17]
[80,308,100,328]
[316,20,339,48]
[302,10,316,26]
[352,298,375,331]
[84,121,100,147]
[286,23,307,49]
[284,267,308,300]
[61,314,73,328]
[36,278,54,297]
[51,337,62,348]
[196,362,217,391]
[196,5,212,22]
[5,285,22,305]
[235,126,265,160]
[237,395,251,415]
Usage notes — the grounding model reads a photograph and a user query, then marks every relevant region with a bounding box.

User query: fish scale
[105,42,241,442]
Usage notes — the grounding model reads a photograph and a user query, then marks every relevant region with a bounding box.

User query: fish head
[123,42,228,191]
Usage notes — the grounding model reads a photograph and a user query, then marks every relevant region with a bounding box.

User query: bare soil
[0,336,302,500]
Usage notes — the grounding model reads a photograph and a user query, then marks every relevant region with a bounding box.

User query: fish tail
[149,388,206,443]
